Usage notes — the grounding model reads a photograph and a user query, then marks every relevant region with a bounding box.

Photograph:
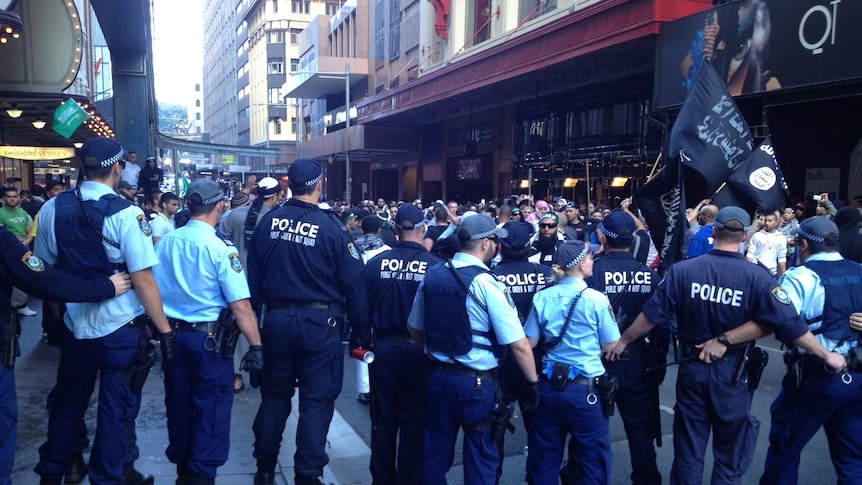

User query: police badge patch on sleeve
[772,286,791,304]
[22,251,45,272]
[503,288,516,308]
[229,253,243,273]
[136,214,153,237]
[348,242,361,261]
[608,304,617,323]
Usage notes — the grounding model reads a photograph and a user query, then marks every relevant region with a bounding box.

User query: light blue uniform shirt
[408,252,526,371]
[524,276,620,378]
[34,181,158,339]
[779,251,860,355]
[154,219,251,322]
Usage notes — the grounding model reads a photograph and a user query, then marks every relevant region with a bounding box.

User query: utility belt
[546,362,617,416]
[264,301,344,330]
[784,347,859,390]
[169,308,241,358]
[680,341,769,390]
[432,360,497,380]
[2,310,21,369]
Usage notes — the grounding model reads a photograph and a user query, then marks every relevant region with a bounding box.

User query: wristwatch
[717,333,731,347]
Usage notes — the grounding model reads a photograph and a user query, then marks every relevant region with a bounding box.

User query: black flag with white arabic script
[633,155,686,275]
[670,62,753,195]
[727,136,789,213]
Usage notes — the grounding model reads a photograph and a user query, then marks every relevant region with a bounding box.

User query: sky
[151,0,204,107]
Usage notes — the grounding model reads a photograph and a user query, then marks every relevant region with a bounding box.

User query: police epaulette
[216,232,235,247]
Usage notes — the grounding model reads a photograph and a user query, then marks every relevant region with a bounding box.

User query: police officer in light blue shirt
[524,239,619,485]
[153,179,264,485]
[407,215,540,485]
[34,137,176,485]
[761,216,862,484]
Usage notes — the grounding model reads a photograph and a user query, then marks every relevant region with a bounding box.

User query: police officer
[406,216,540,485]
[0,227,131,485]
[586,210,664,485]
[152,179,264,485]
[760,217,862,483]
[490,220,553,478]
[246,158,371,485]
[606,206,846,484]
[33,137,177,485]
[523,240,619,485]
[363,204,441,484]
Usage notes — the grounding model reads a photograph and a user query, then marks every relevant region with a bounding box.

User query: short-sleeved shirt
[746,230,787,275]
[121,163,141,189]
[408,252,526,371]
[641,249,808,345]
[0,206,32,238]
[524,277,619,378]
[34,181,159,338]
[150,212,175,241]
[779,251,861,355]
[154,219,250,322]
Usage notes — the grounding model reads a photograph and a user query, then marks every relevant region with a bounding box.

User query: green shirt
[0,206,33,238]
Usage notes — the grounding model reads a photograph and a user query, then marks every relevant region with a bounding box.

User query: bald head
[699,204,718,223]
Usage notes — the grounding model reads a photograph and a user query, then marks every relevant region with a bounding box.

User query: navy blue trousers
[252,306,344,479]
[670,357,758,485]
[761,364,862,484]
[0,358,14,485]
[164,331,234,479]
[421,369,498,485]
[527,380,611,485]
[368,338,427,485]
[35,325,139,484]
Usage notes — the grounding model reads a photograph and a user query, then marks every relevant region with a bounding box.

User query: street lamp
[288,63,352,203]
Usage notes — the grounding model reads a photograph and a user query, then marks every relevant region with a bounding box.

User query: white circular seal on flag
[749,167,776,191]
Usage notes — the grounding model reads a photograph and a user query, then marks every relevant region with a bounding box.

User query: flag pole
[710,181,727,199]
[646,152,663,183]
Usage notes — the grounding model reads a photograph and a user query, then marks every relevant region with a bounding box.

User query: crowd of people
[2,137,862,485]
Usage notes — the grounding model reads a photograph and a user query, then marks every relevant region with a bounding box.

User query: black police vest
[803,259,862,341]
[422,263,499,359]
[491,260,551,321]
[54,190,132,278]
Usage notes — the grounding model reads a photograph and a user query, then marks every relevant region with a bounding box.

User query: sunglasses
[540,223,558,229]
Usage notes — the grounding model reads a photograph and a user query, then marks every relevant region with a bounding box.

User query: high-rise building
[203,0,238,146]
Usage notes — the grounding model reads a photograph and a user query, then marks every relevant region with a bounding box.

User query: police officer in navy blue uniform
[153,179,264,485]
[606,206,846,484]
[0,228,131,485]
[247,158,371,485]
[761,217,862,484]
[363,204,441,485]
[490,220,553,479]
[524,240,620,485]
[33,137,177,485]
[407,215,540,485]
[586,210,664,485]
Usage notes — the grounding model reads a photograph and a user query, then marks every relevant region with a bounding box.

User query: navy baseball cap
[555,240,589,270]
[395,204,424,230]
[602,211,635,240]
[792,216,839,244]
[458,214,508,241]
[500,221,533,249]
[714,206,751,232]
[186,179,225,206]
[288,158,323,189]
[80,137,127,168]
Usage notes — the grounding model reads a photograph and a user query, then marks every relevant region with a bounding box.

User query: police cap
[792,216,839,244]
[80,137,127,168]
[394,204,424,230]
[288,158,323,189]
[714,206,751,232]
[555,240,589,270]
[458,214,508,241]
[500,221,533,249]
[602,210,635,240]
[186,179,225,206]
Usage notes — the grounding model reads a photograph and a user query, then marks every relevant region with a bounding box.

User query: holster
[598,374,618,417]
[3,311,21,369]
[550,362,572,391]
[747,347,769,390]
[733,342,755,384]
[783,347,803,391]
[124,316,157,391]
[213,308,241,358]
[847,347,862,371]
[647,327,671,385]
[489,400,516,441]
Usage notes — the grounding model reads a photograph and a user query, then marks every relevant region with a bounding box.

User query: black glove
[159,330,176,371]
[241,345,264,388]
[521,379,541,414]
[349,325,372,353]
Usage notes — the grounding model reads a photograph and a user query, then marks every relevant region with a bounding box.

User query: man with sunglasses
[407,216,540,484]
[529,212,565,267]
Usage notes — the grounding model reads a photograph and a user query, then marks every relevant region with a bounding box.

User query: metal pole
[295,99,301,159]
[265,115,271,177]
[345,63,351,205]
